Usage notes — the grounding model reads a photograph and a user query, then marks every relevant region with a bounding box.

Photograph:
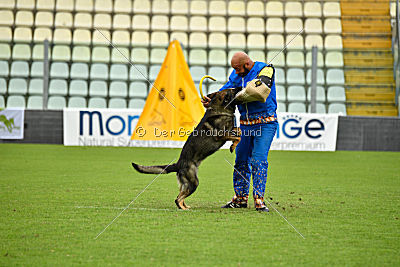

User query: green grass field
[1,144,399,266]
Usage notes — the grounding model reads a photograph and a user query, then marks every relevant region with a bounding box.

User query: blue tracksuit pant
[233,121,278,204]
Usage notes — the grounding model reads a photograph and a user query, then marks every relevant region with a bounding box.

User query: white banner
[271,112,339,151]
[0,108,24,139]
[64,109,339,151]
[63,108,142,146]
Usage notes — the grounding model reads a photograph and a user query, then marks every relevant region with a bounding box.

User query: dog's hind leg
[175,165,199,210]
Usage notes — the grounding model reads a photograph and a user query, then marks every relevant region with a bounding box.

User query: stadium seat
[288,102,306,113]
[171,0,188,15]
[286,51,305,67]
[247,34,265,50]
[149,65,162,80]
[208,33,227,49]
[247,1,264,17]
[266,1,283,17]
[151,31,169,48]
[33,27,52,43]
[304,2,322,17]
[207,83,224,94]
[326,69,345,85]
[305,18,323,34]
[47,96,66,110]
[189,49,207,65]
[305,35,324,49]
[70,63,89,80]
[94,0,111,12]
[286,34,304,50]
[152,0,170,14]
[90,64,108,80]
[30,61,43,77]
[35,11,53,27]
[15,11,33,26]
[50,62,68,79]
[285,18,303,34]
[49,79,68,95]
[323,2,341,17]
[75,0,93,12]
[109,81,128,97]
[112,30,130,46]
[266,18,283,33]
[208,67,226,81]
[12,44,31,60]
[247,18,265,33]
[74,13,92,28]
[1,0,15,9]
[275,68,285,84]
[0,27,12,42]
[92,30,110,46]
[324,19,342,34]
[305,51,324,67]
[150,48,167,64]
[10,61,29,77]
[110,64,128,81]
[248,50,265,63]
[227,17,245,33]
[0,61,8,77]
[111,47,129,63]
[114,0,131,13]
[328,103,346,114]
[109,98,127,108]
[189,32,207,48]
[209,50,226,66]
[69,80,88,96]
[8,78,28,95]
[14,27,33,43]
[0,44,11,60]
[276,85,286,101]
[209,17,226,32]
[265,50,282,67]
[27,96,43,109]
[52,45,70,61]
[170,16,188,31]
[325,35,343,50]
[54,12,73,28]
[133,0,150,13]
[151,15,169,31]
[277,102,286,112]
[72,46,90,62]
[308,103,326,113]
[88,97,107,108]
[130,31,149,47]
[190,66,206,82]
[53,29,72,44]
[0,79,6,94]
[325,52,344,67]
[131,48,149,64]
[129,82,148,98]
[209,1,227,16]
[92,47,110,63]
[56,0,73,11]
[73,29,91,45]
[130,65,148,81]
[266,34,284,49]
[306,69,325,85]
[128,99,146,109]
[227,34,246,49]
[68,96,86,108]
[190,16,207,32]
[0,96,4,108]
[287,86,306,102]
[94,13,111,30]
[89,81,107,97]
[307,86,326,102]
[228,1,245,16]
[287,68,305,85]
[7,95,26,108]
[170,32,188,47]
[327,86,346,102]
[31,44,49,61]
[36,0,55,10]
[28,79,43,95]
[190,1,207,15]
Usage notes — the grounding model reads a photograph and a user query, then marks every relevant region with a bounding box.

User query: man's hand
[201,96,211,108]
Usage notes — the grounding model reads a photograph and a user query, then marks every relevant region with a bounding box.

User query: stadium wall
[1,110,400,151]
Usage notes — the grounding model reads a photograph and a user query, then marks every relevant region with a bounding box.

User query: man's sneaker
[256,206,269,212]
[221,201,248,208]
[254,198,269,212]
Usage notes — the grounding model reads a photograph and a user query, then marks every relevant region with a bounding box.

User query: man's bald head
[231,52,254,77]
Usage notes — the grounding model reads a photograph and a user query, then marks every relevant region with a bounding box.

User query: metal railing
[392,0,400,113]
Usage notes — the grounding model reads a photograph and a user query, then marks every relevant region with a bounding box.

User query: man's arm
[257,65,275,88]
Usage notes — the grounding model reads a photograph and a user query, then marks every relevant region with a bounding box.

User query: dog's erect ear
[206,92,218,100]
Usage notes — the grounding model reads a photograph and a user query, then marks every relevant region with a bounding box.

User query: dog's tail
[131,162,178,174]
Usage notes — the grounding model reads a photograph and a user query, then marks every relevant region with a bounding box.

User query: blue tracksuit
[219,62,278,207]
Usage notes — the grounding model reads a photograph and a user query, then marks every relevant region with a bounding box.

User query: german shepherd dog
[131,87,242,210]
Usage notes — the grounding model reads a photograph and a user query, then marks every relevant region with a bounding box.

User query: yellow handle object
[199,75,216,99]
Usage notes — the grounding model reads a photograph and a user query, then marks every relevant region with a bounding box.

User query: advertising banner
[272,112,339,151]
[64,109,339,151]
[0,108,24,139]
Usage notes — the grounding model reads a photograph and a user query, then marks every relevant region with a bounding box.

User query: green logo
[0,114,20,133]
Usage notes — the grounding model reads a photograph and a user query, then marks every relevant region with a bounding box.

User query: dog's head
[206,87,242,111]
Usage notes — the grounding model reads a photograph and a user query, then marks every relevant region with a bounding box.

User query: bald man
[202,52,278,212]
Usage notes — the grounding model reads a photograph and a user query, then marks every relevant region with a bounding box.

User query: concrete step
[346,104,398,116]
[345,69,395,84]
[341,2,390,16]
[341,16,391,33]
[342,34,392,49]
[346,91,395,102]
